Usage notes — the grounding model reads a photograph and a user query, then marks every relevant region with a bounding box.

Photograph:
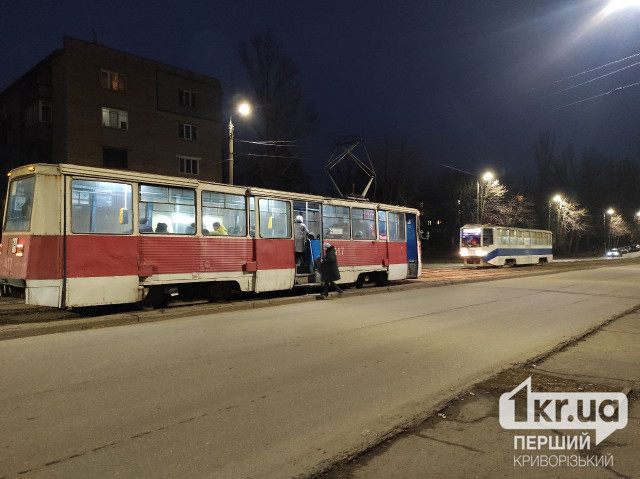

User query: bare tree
[609,214,631,244]
[553,199,588,253]
[498,193,536,228]
[237,29,317,191]
[480,180,508,224]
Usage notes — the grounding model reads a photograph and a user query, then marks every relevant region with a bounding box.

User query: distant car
[618,246,631,254]
[606,248,623,257]
[629,244,640,252]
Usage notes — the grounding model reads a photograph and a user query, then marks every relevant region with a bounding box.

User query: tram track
[0,256,638,337]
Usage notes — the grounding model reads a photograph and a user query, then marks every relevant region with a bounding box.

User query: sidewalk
[322,311,640,478]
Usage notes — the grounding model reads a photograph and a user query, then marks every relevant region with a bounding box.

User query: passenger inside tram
[212,222,228,235]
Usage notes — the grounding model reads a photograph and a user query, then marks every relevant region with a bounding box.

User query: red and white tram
[0,164,421,308]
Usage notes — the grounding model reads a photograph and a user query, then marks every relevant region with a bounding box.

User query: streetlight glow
[228,101,253,185]
[607,208,615,215]
[237,102,251,116]
[553,194,563,203]
[482,172,493,182]
[604,0,640,14]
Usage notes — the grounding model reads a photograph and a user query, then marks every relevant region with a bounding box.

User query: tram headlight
[15,243,24,257]
[460,248,469,257]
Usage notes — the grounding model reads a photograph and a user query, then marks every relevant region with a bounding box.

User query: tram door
[293,201,322,283]
[406,214,419,278]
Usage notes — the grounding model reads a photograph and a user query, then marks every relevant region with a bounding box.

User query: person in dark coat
[318,242,343,298]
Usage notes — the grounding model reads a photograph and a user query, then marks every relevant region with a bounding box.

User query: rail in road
[1,263,640,477]
[0,256,638,328]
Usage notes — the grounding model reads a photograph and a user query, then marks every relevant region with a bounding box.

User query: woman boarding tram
[0,164,421,308]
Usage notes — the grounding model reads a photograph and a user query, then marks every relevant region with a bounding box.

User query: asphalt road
[1,265,639,478]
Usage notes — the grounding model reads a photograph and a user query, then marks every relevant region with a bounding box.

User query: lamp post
[228,102,251,185]
[476,171,494,224]
[551,194,563,247]
[603,208,614,252]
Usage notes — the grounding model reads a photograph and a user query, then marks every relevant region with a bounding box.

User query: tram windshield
[4,176,36,231]
[461,227,482,247]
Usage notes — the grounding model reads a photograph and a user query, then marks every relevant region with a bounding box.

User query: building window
[179,89,197,107]
[102,107,128,130]
[25,101,52,127]
[103,147,128,169]
[178,156,200,175]
[178,123,198,140]
[101,69,127,91]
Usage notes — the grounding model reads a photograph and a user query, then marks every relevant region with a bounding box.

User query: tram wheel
[355,274,368,289]
[141,286,169,309]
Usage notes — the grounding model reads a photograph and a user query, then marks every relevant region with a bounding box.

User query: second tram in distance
[460,224,553,267]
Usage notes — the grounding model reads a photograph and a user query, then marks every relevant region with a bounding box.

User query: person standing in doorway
[294,215,309,267]
[318,242,343,298]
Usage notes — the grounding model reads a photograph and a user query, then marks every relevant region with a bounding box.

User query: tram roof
[10,163,419,214]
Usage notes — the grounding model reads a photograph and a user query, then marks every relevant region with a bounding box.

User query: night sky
[2,0,640,183]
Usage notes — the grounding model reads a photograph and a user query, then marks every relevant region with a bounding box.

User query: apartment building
[0,37,223,188]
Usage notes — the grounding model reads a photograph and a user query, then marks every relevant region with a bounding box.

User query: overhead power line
[550,80,640,112]
[531,51,640,92]
[534,60,640,101]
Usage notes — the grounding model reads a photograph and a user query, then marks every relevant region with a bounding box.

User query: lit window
[101,70,127,91]
[71,180,133,234]
[102,107,128,130]
[138,185,195,234]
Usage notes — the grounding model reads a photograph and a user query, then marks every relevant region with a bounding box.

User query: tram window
[482,228,493,246]
[202,191,246,236]
[352,208,376,240]
[138,185,195,234]
[500,229,509,245]
[259,198,291,238]
[509,230,518,245]
[516,230,524,245]
[378,211,387,240]
[293,201,321,239]
[388,213,405,241]
[71,180,132,234]
[524,231,531,246]
[323,205,350,240]
[546,233,551,245]
[4,176,36,231]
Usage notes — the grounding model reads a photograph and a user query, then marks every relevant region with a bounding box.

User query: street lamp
[603,208,615,252]
[476,171,494,224]
[228,101,251,185]
[550,194,563,241]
